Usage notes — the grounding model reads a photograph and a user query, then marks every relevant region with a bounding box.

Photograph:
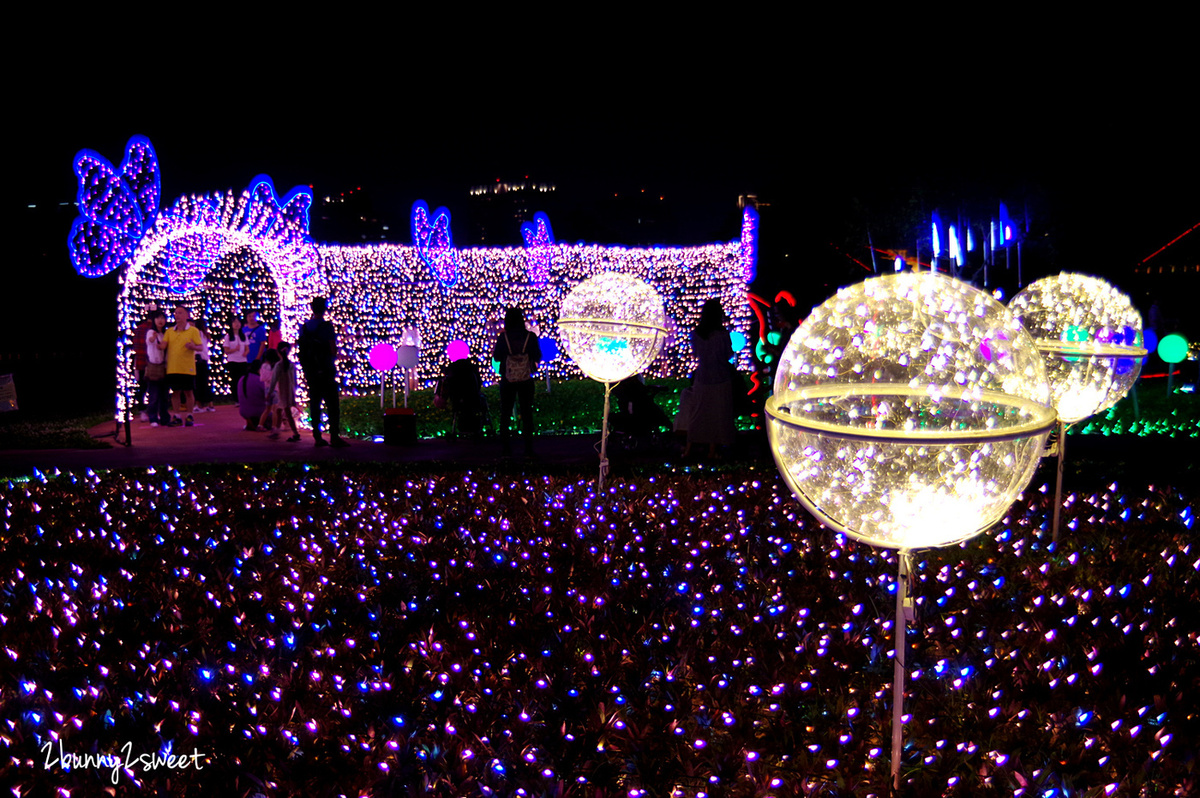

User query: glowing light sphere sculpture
[559,272,667,383]
[1009,273,1146,423]
[767,272,1055,550]
[560,272,667,488]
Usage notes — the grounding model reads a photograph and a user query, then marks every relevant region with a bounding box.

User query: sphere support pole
[1052,417,1066,544]
[598,382,612,491]
[892,549,911,790]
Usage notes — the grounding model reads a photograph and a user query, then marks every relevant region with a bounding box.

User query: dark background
[5,24,1196,416]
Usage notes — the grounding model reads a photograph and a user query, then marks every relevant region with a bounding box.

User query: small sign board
[0,374,16,412]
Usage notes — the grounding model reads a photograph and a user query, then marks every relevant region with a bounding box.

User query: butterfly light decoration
[520,211,554,287]
[68,135,161,278]
[411,200,459,288]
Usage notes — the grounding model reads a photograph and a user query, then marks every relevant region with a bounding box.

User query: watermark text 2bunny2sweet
[42,740,206,785]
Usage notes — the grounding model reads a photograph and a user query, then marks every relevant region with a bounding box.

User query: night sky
[6,31,1196,409]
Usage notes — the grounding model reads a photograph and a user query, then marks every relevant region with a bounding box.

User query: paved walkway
[0,405,703,477]
[2,405,1194,488]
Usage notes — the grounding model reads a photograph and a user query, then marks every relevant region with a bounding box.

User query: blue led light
[520,211,554,286]
[740,206,759,281]
[411,200,459,287]
[68,135,160,277]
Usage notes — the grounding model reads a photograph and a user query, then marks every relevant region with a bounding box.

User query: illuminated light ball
[368,343,397,371]
[446,340,470,362]
[1009,273,1147,423]
[730,330,748,352]
[558,272,667,383]
[766,272,1055,550]
[539,337,559,362]
[1158,333,1188,364]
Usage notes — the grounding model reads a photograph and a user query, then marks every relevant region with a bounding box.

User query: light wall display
[71,137,754,420]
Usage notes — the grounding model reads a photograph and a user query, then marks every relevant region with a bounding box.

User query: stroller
[609,376,672,452]
[437,358,490,439]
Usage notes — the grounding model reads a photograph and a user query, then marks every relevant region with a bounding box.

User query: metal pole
[598,382,612,491]
[1052,418,1066,544]
[892,549,910,790]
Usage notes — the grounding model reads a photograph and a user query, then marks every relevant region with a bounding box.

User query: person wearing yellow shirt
[164,305,203,427]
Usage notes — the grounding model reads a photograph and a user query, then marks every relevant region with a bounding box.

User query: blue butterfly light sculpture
[411,200,459,288]
[68,136,160,277]
[520,211,554,286]
[69,136,318,294]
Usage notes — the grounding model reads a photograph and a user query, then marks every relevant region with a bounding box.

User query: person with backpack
[492,306,541,456]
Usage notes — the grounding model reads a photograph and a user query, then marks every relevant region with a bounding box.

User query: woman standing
[492,307,541,456]
[681,298,736,459]
[144,310,172,427]
[222,316,249,398]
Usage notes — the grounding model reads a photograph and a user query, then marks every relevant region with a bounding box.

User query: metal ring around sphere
[557,317,668,338]
[1034,341,1148,358]
[765,383,1057,445]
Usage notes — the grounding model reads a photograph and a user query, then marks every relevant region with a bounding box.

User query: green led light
[1158,334,1188,364]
